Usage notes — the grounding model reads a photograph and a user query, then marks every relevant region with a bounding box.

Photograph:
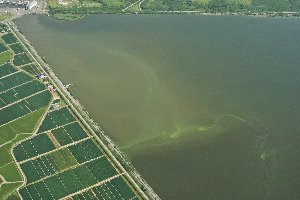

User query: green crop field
[37,107,76,133]
[0,63,17,78]
[0,107,48,199]
[51,122,88,146]
[1,33,18,45]
[13,53,32,66]
[14,107,141,199]
[73,176,137,199]
[9,43,25,54]
[21,64,42,76]
[68,139,104,163]
[0,80,46,108]
[0,43,8,53]
[0,90,52,126]
[0,51,12,65]
[0,108,47,145]
[0,72,32,93]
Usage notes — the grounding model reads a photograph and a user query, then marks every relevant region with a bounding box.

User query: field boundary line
[0,79,34,95]
[0,89,48,111]
[0,161,14,169]
[60,173,124,199]
[0,101,46,128]
[26,155,105,187]
[122,0,143,11]
[0,70,20,80]
[18,136,93,165]
[36,120,77,135]
[0,133,31,148]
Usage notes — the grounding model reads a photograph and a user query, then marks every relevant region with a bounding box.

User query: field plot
[0,90,52,126]
[13,53,32,66]
[0,51,12,65]
[68,139,103,164]
[0,107,49,199]
[51,122,88,146]
[0,63,17,78]
[21,64,42,76]
[0,43,8,53]
[0,107,46,145]
[9,43,25,54]
[72,176,138,200]
[13,133,56,162]
[1,33,18,45]
[37,107,76,133]
[0,80,46,108]
[0,71,32,93]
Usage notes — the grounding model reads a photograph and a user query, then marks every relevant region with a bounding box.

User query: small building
[25,0,36,10]
[47,85,56,93]
[35,74,46,79]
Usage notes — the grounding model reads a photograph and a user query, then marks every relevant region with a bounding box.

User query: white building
[26,0,36,10]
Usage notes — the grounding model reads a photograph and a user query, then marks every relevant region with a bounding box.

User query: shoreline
[49,11,300,21]
[7,9,299,22]
[6,20,160,200]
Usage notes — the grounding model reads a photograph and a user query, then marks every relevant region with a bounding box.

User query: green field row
[21,64,42,76]
[13,53,32,66]
[1,33,18,45]
[0,107,47,199]
[0,80,46,108]
[73,176,137,200]
[19,157,117,199]
[37,107,76,133]
[0,51,12,65]
[14,133,56,162]
[9,43,25,54]
[0,71,32,93]
[0,43,8,53]
[51,122,88,146]
[0,63,17,78]
[0,90,52,126]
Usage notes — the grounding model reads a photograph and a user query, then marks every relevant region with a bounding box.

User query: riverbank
[47,10,299,22]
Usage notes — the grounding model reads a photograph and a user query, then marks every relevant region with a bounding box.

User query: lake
[15,14,300,200]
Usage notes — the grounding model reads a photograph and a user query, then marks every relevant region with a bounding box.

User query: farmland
[0,23,147,199]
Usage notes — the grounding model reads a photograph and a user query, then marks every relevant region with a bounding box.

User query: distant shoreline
[47,10,300,22]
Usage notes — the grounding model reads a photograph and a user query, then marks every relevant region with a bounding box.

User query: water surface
[15,15,300,200]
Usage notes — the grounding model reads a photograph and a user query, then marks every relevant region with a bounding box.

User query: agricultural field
[1,33,18,45]
[21,64,42,76]
[9,43,25,55]
[13,106,141,199]
[0,27,143,199]
[0,51,12,65]
[13,53,32,67]
[0,32,52,198]
[0,43,8,53]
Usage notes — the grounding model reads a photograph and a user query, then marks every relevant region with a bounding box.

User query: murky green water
[15,15,300,200]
